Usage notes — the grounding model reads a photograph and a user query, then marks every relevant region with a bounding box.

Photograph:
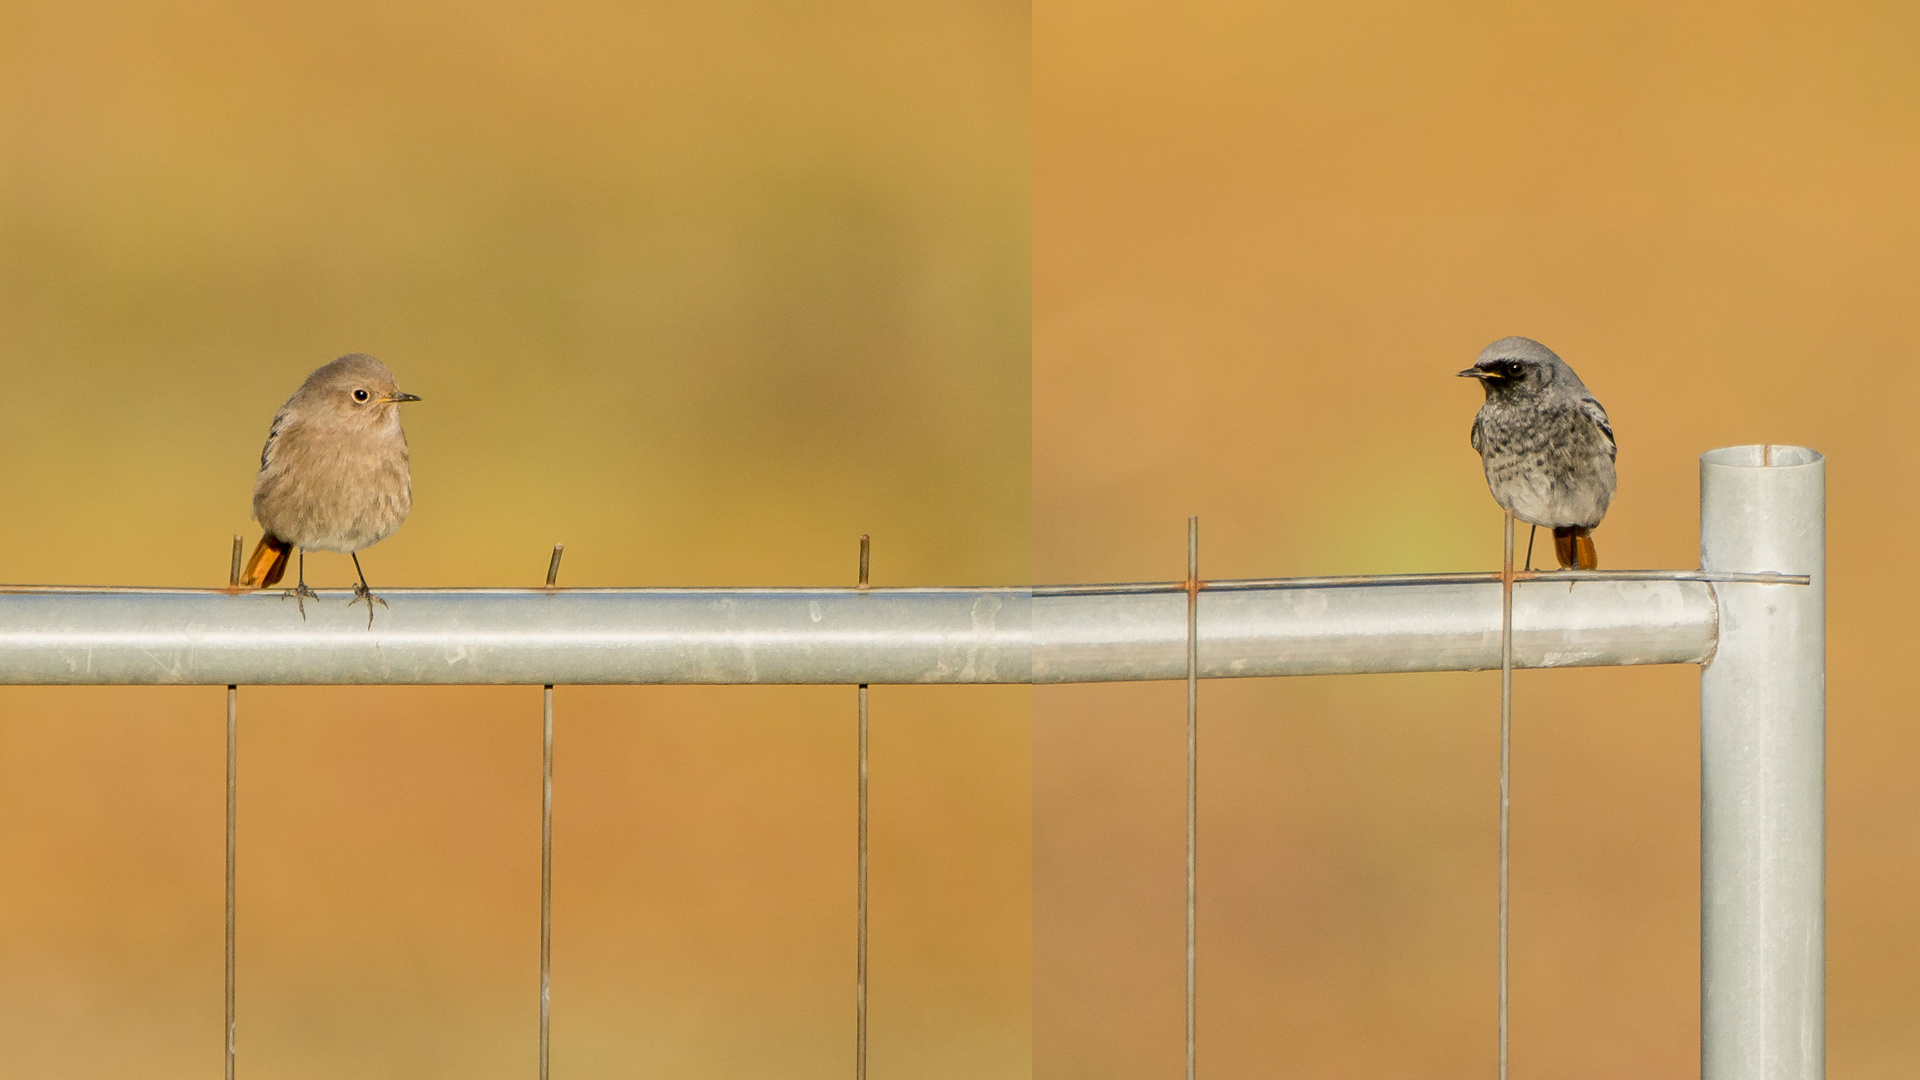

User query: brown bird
[239,354,421,623]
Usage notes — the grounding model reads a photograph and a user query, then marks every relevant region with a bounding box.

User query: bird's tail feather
[1552,526,1598,571]
[242,535,291,588]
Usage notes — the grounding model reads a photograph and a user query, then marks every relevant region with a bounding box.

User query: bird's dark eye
[352,389,370,402]
[1504,362,1524,377]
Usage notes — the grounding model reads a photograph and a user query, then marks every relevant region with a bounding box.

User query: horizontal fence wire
[1033,569,1810,596]
[1,568,1809,599]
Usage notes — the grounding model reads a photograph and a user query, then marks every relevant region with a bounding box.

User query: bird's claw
[349,582,388,628]
[280,583,319,619]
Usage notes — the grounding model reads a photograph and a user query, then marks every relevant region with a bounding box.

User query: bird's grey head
[293,353,422,424]
[1457,336,1576,401]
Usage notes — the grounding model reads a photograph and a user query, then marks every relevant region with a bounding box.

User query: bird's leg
[348,552,388,628]
[1524,525,1537,572]
[280,549,319,618]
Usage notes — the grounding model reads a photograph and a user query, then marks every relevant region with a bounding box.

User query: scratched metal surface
[0,588,1030,685]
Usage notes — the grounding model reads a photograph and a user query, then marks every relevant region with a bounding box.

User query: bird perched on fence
[1459,336,1616,570]
[239,354,421,623]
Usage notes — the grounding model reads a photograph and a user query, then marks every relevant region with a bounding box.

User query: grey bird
[1459,336,1616,570]
[239,354,421,622]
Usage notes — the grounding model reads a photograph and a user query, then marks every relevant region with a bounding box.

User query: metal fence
[0,444,1824,1080]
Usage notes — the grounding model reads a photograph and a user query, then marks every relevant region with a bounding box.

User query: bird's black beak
[1458,366,1500,380]
[388,392,422,403]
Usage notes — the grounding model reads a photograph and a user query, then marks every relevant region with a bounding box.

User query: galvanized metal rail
[0,587,1028,685]
[0,573,1780,686]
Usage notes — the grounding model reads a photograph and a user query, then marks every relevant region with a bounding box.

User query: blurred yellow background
[0,2,1029,1078]
[1035,2,1918,1078]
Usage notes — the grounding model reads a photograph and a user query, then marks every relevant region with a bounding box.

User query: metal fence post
[1700,445,1826,1080]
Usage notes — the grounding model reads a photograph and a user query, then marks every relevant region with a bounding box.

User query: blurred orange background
[6,2,1918,1078]
[1035,2,1918,1078]
[0,2,1029,1077]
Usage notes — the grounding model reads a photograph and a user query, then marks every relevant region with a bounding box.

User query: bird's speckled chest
[1472,397,1616,527]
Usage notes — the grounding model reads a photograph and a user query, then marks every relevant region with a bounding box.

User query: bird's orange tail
[242,535,291,588]
[1552,526,1598,571]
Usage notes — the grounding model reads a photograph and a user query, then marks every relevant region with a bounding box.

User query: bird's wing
[1580,397,1617,460]
[259,406,292,471]
[1470,413,1483,454]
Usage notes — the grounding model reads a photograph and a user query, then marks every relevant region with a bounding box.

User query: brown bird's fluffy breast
[252,408,412,553]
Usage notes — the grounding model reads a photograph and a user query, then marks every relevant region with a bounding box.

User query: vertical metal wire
[856,534,870,1080]
[225,683,237,1080]
[226,534,241,1080]
[540,685,553,1080]
[542,544,562,1080]
[1499,509,1514,1080]
[1185,516,1198,1080]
